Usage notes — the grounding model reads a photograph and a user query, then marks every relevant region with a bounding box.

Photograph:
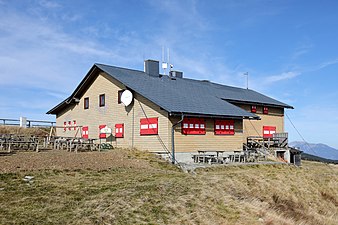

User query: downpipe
[171,113,184,164]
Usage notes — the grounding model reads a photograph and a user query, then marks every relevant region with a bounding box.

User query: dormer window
[251,105,257,113]
[263,107,269,114]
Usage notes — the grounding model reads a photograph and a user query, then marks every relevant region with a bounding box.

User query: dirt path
[0,149,152,173]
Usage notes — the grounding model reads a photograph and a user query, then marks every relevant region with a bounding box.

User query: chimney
[144,59,159,77]
[170,71,183,78]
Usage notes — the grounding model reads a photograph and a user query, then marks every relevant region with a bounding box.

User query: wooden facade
[56,72,171,152]
[234,104,285,142]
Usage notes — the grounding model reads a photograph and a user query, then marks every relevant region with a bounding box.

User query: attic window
[263,107,269,114]
[118,90,124,104]
[84,97,89,109]
[251,105,257,113]
[99,94,105,107]
[182,118,206,135]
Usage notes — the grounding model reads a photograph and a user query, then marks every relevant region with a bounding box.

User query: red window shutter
[215,120,235,135]
[68,121,71,130]
[115,123,124,138]
[251,105,257,113]
[82,126,89,139]
[73,120,76,130]
[182,118,206,135]
[227,120,235,135]
[140,118,158,135]
[99,124,107,139]
[263,107,269,114]
[63,121,67,132]
[263,126,276,138]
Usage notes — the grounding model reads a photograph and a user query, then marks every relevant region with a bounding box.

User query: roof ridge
[95,63,247,91]
[181,76,248,91]
[94,63,145,74]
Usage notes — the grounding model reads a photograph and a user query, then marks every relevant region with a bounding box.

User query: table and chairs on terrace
[192,150,254,164]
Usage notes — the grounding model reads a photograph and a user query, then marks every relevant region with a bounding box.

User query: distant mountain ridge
[289,141,338,160]
[301,152,338,164]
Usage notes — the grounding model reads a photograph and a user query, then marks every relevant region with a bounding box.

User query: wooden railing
[0,118,55,127]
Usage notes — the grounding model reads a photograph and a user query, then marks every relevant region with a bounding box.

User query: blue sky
[1,0,338,148]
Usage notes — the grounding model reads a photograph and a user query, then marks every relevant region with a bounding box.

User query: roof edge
[169,112,260,120]
[225,99,294,109]
[46,64,101,115]
[46,97,71,114]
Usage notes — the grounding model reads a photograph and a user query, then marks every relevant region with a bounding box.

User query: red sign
[99,124,107,139]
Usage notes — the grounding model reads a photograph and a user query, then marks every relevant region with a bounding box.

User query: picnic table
[0,134,40,152]
[54,137,99,152]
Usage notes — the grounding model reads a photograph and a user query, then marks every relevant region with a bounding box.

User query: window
[99,124,107,139]
[263,126,276,138]
[73,120,77,130]
[84,97,89,109]
[263,107,269,114]
[68,121,71,130]
[214,120,235,135]
[82,126,89,139]
[115,123,124,138]
[118,90,124,104]
[63,121,67,132]
[140,117,158,135]
[99,94,105,107]
[251,105,257,113]
[182,118,206,135]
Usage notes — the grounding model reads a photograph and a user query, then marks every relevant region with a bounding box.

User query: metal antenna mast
[244,72,249,89]
[167,48,170,73]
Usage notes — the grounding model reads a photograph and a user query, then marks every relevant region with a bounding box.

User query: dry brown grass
[0,125,50,136]
[0,149,337,225]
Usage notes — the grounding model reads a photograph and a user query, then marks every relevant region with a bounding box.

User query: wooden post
[7,142,11,153]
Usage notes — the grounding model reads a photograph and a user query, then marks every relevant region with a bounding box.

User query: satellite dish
[121,90,133,106]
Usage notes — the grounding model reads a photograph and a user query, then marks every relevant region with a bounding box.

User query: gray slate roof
[47,63,292,118]
[95,63,292,118]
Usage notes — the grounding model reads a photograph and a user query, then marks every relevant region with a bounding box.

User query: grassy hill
[0,149,337,225]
